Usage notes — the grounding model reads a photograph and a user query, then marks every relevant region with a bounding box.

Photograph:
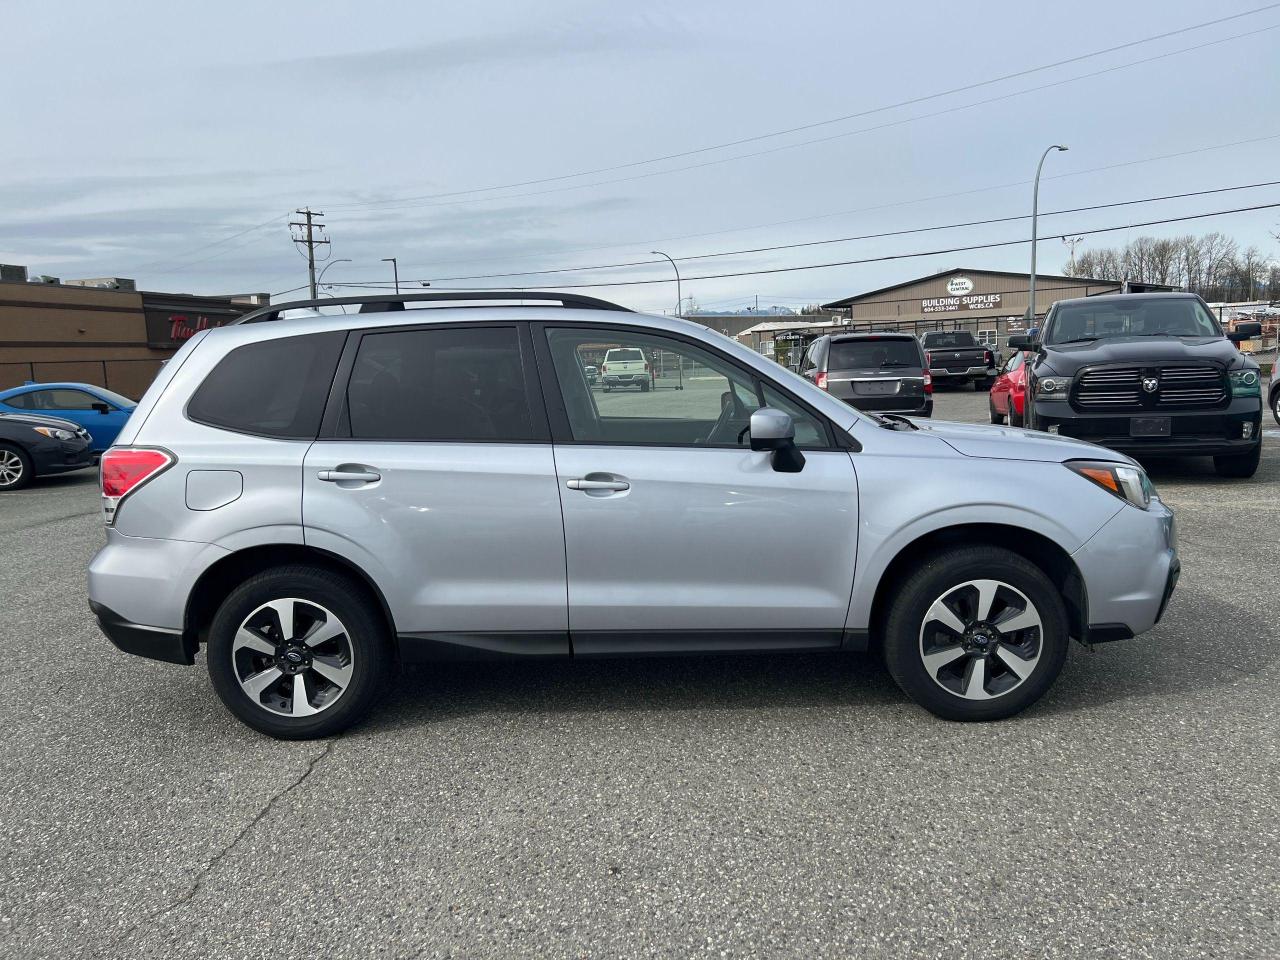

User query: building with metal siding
[822,267,1177,350]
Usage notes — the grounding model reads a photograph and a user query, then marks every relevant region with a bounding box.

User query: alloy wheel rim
[918,578,1042,701]
[0,450,24,487]
[232,598,355,717]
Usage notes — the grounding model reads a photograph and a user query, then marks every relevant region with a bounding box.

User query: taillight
[925,351,932,367]
[984,350,993,365]
[816,371,828,390]
[100,447,174,525]
[601,364,608,374]
[923,370,933,395]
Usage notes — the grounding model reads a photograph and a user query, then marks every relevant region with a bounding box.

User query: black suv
[1011,292,1264,478]
[801,333,932,417]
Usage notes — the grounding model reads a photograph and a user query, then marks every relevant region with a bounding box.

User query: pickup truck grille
[1073,364,1226,411]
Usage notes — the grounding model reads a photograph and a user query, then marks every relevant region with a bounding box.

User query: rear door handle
[567,477,630,492]
[318,469,382,483]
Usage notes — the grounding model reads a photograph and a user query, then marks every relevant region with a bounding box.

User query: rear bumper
[91,600,195,665]
[929,365,994,380]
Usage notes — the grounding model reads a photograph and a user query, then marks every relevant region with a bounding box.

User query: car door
[535,323,860,654]
[302,322,569,655]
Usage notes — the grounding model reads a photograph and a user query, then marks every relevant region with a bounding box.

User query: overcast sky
[3,0,1278,312]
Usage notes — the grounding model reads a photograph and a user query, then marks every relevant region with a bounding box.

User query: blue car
[0,382,136,453]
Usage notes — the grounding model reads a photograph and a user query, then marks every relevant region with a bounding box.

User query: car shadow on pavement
[1035,583,1275,717]
[363,650,906,734]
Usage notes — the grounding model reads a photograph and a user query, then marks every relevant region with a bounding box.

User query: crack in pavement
[96,738,337,957]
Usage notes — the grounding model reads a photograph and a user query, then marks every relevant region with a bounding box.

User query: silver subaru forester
[89,292,1179,738]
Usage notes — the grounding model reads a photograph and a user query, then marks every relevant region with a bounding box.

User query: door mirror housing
[91,402,111,414]
[1228,321,1262,342]
[1006,334,1038,352]
[749,407,805,473]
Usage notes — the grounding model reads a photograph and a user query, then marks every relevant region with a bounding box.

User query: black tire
[207,566,392,739]
[1010,409,1024,428]
[640,381,650,392]
[882,545,1070,722]
[989,398,1005,425]
[603,386,612,393]
[1270,388,1279,427]
[1213,442,1261,479]
[0,443,34,491]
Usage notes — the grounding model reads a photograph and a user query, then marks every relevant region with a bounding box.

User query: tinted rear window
[187,331,345,439]
[828,339,921,369]
[345,326,537,441]
[605,349,645,362]
[922,332,977,348]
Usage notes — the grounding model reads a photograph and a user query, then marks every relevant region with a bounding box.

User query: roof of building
[821,266,1177,309]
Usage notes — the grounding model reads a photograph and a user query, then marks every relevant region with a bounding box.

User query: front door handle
[318,468,382,483]
[567,476,630,493]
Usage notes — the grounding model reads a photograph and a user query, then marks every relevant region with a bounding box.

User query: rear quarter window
[186,331,345,439]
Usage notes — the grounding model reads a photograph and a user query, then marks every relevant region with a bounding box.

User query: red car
[988,351,1028,426]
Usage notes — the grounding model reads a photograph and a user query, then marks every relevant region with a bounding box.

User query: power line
[331,179,1280,286]
[325,4,1280,209]
[328,202,1280,291]
[127,212,291,275]
[341,132,1280,272]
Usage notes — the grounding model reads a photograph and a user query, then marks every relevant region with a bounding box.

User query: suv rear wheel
[882,546,1069,721]
[207,566,391,738]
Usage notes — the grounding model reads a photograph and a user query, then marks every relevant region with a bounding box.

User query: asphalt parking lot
[2,389,1278,960]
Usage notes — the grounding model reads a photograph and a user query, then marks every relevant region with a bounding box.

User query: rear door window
[187,331,345,439]
[344,326,539,442]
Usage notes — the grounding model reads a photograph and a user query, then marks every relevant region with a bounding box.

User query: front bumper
[1033,397,1262,456]
[31,436,94,476]
[1073,496,1178,639]
[91,600,195,665]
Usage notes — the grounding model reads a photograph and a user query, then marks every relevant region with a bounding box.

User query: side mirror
[1229,321,1262,342]
[749,407,805,473]
[1006,334,1038,351]
[91,402,110,414]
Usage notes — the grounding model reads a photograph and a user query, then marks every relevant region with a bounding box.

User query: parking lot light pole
[651,250,682,318]
[381,257,400,294]
[1028,145,1068,334]
[1027,144,1067,431]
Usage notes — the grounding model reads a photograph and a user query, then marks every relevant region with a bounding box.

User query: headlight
[1067,459,1152,508]
[1036,376,1068,400]
[32,426,76,441]
[1229,369,1260,397]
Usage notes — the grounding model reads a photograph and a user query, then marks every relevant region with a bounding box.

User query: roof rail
[235,290,632,323]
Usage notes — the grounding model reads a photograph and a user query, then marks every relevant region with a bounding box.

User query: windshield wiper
[1053,336,1098,345]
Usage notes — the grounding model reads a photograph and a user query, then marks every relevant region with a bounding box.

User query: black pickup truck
[1011,292,1264,478]
[920,330,996,389]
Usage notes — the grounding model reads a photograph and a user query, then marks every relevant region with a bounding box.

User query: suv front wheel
[207,566,391,738]
[883,546,1069,721]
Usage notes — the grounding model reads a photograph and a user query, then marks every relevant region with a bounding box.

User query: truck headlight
[1229,369,1260,397]
[32,426,76,441]
[1067,459,1152,509]
[1036,377,1068,400]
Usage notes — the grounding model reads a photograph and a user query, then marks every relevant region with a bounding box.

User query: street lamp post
[1027,145,1068,334]
[1026,145,1067,431]
[316,258,351,291]
[651,250,682,317]
[381,257,400,294]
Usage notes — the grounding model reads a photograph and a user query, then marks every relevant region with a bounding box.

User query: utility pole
[1062,236,1084,276]
[290,208,329,299]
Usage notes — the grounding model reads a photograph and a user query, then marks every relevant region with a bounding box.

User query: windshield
[828,339,921,369]
[921,332,977,348]
[95,387,137,407]
[1045,298,1222,344]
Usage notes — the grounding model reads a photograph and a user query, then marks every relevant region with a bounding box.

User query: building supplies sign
[921,293,1002,314]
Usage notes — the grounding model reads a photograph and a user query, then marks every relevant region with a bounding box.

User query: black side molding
[91,601,196,666]
[398,631,570,661]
